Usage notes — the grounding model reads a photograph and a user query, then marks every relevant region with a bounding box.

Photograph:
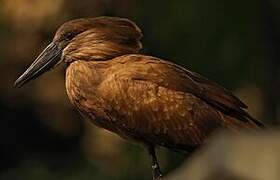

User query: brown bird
[14,17,264,180]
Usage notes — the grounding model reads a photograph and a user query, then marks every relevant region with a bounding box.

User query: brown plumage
[14,16,264,180]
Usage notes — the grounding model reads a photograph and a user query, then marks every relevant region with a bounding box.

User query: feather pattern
[66,54,263,152]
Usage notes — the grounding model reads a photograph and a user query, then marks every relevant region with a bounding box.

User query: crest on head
[56,17,143,61]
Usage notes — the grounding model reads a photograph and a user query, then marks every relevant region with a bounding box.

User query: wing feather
[98,77,223,150]
[113,55,263,127]
[95,54,263,151]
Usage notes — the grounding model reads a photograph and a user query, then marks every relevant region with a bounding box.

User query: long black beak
[14,42,62,88]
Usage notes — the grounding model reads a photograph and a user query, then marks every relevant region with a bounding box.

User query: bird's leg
[148,146,163,180]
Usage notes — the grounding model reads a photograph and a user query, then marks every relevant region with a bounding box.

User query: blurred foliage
[0,0,279,180]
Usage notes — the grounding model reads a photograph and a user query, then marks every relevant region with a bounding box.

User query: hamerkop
[15,17,264,180]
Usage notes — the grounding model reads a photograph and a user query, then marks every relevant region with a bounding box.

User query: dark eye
[65,32,75,40]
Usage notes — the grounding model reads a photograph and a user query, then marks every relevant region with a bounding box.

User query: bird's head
[14,17,142,87]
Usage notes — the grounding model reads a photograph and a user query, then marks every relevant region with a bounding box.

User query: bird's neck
[65,60,107,106]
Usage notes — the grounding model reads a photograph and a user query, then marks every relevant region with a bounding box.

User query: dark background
[0,0,279,179]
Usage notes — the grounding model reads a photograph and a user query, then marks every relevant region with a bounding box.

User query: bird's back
[66,54,263,152]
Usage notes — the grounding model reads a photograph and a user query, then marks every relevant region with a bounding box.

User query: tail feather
[244,113,265,129]
[221,112,265,131]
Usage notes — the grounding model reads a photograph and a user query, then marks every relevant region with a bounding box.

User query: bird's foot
[152,164,163,180]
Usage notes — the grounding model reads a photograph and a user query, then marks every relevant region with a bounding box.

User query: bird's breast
[65,61,115,129]
[66,61,98,102]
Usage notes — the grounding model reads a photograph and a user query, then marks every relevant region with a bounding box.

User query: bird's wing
[95,55,263,150]
[107,55,263,127]
[98,71,224,151]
